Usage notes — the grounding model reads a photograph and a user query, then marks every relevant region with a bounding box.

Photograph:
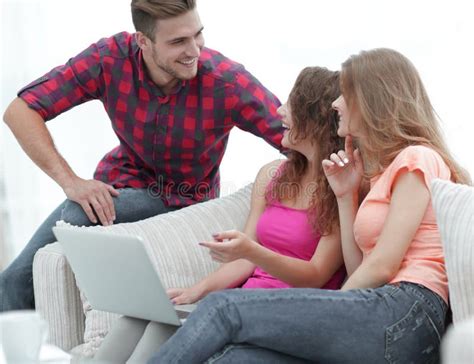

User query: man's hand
[62,177,120,226]
[3,98,120,226]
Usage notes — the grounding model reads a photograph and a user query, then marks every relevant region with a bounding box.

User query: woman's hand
[199,230,258,263]
[322,135,364,199]
[167,285,205,305]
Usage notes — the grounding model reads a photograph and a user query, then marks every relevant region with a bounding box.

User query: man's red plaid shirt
[18,32,284,207]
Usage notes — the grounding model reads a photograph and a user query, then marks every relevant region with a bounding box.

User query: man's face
[140,9,204,86]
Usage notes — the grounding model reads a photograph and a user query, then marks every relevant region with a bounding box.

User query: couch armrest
[33,242,84,351]
[441,316,474,363]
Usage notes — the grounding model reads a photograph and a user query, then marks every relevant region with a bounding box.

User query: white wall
[1,0,473,264]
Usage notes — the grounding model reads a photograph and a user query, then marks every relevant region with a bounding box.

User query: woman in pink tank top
[169,67,346,302]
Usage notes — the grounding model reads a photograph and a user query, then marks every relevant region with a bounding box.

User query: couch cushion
[431,179,473,323]
[56,184,252,357]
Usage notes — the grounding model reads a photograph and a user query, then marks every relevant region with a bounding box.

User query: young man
[0,0,284,311]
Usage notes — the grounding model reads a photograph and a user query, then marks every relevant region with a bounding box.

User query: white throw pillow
[58,184,252,357]
[431,179,474,323]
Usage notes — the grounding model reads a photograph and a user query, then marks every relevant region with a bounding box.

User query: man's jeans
[0,188,176,312]
[151,283,448,364]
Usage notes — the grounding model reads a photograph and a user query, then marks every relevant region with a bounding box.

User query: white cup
[0,310,48,363]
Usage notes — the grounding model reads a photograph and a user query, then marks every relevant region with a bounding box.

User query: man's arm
[230,71,285,151]
[3,97,118,226]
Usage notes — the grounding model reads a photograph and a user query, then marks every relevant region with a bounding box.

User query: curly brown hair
[269,67,343,235]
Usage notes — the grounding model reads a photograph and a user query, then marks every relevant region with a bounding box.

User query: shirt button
[158,96,170,104]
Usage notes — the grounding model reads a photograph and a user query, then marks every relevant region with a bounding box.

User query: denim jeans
[0,188,177,312]
[150,282,447,364]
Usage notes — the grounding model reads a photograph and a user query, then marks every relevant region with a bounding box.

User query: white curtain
[1,0,473,267]
[0,177,7,270]
[0,0,132,263]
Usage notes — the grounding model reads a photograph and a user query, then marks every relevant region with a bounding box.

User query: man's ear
[135,32,150,51]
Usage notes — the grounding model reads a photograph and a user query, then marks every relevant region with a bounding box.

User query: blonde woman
[151,48,471,363]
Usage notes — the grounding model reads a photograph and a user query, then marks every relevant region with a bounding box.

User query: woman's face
[278,102,295,148]
[277,101,312,155]
[332,95,362,137]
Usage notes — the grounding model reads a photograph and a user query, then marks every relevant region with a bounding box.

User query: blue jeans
[0,188,177,312]
[150,283,447,363]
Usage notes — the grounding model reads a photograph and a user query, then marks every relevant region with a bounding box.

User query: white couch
[32,181,473,362]
[33,184,252,357]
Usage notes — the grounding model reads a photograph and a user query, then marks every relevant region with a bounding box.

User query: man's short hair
[131,0,196,41]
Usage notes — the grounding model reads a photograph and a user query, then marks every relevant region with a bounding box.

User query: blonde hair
[341,48,471,184]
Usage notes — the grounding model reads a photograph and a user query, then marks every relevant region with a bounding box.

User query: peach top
[354,145,451,303]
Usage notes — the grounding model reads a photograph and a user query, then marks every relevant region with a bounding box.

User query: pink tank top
[242,174,345,289]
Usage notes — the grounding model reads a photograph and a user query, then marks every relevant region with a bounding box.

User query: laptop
[52,226,196,326]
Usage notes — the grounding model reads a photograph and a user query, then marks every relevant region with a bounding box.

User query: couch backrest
[431,179,474,324]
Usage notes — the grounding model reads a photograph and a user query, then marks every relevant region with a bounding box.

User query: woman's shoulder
[255,159,286,185]
[382,145,451,183]
[393,145,445,167]
[399,144,439,155]
[252,159,287,200]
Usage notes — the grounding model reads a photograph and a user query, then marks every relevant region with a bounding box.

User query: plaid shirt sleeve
[230,69,284,151]
[17,41,104,121]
